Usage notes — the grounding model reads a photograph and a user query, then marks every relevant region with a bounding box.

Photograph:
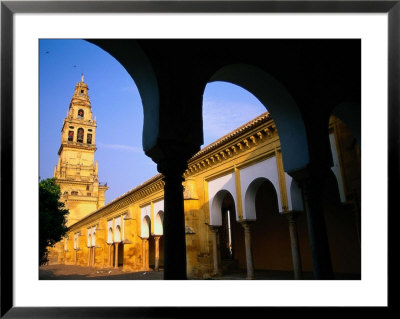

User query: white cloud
[202,99,266,146]
[96,142,141,152]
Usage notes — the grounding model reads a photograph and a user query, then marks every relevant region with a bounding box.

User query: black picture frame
[1,1,396,317]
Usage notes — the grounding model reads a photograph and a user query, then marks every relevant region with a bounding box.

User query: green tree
[39,178,69,265]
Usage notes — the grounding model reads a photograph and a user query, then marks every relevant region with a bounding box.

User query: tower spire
[81,73,84,82]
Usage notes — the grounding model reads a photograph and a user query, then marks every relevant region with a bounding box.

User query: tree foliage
[39,178,69,265]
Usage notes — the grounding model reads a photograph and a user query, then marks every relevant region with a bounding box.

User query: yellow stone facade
[48,78,361,279]
[53,75,108,226]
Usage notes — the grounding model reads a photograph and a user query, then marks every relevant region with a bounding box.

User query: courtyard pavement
[39,264,360,280]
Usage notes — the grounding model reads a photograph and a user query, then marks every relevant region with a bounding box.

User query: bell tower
[54,75,108,226]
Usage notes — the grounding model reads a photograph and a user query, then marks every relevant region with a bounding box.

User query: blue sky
[39,39,266,202]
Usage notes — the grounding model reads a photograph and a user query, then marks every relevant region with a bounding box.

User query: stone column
[158,160,187,280]
[92,247,95,267]
[108,244,111,267]
[154,236,161,271]
[142,238,148,270]
[240,221,254,280]
[285,212,303,280]
[114,243,119,269]
[300,169,334,279]
[209,226,222,276]
[87,248,91,266]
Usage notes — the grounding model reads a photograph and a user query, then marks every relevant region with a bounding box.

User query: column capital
[153,235,161,241]
[208,225,221,233]
[284,211,301,224]
[239,220,255,231]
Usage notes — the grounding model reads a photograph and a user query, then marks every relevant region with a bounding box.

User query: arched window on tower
[77,128,84,143]
[68,130,74,142]
[87,133,92,144]
[78,109,84,118]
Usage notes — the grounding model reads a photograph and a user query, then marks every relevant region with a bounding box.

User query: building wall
[47,114,361,279]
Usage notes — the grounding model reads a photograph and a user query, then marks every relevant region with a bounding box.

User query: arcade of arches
[48,40,361,280]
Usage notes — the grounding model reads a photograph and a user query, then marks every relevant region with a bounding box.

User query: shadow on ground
[39,264,163,280]
[40,264,360,280]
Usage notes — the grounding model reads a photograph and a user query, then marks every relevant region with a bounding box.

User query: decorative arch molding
[208,172,238,225]
[244,177,279,220]
[240,157,283,217]
[153,199,164,218]
[141,215,151,238]
[210,189,235,226]
[107,227,113,244]
[209,63,309,173]
[86,40,160,153]
[115,225,121,243]
[140,204,151,221]
[154,211,164,236]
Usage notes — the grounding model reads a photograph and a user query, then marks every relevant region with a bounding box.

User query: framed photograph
[1,1,395,317]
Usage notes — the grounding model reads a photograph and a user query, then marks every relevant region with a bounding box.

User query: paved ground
[39,264,163,280]
[39,264,360,280]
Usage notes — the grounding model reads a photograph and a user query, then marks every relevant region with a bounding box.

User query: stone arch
[141,215,151,238]
[115,225,121,243]
[289,178,304,212]
[154,211,164,236]
[208,64,309,173]
[107,227,113,244]
[244,177,279,220]
[77,127,84,143]
[86,40,160,153]
[210,189,235,226]
[331,102,361,147]
[92,231,96,247]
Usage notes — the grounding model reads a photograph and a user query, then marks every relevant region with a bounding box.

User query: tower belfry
[54,75,108,226]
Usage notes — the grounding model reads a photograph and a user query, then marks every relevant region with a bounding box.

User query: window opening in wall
[68,130,74,141]
[87,133,92,144]
[78,109,84,118]
[77,128,84,143]
[87,193,91,196]
[71,191,78,195]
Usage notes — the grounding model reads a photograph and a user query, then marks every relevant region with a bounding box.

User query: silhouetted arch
[323,170,342,206]
[289,179,304,211]
[86,40,159,152]
[209,64,309,173]
[332,102,361,147]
